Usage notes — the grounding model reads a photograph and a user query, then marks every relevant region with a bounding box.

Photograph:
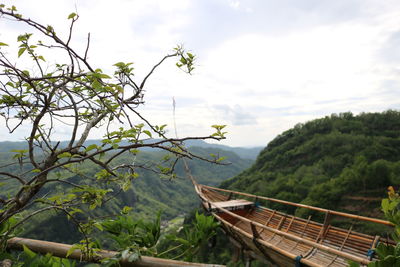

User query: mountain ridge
[221,110,400,233]
[0,139,263,160]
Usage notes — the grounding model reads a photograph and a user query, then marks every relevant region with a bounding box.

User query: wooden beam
[7,237,225,267]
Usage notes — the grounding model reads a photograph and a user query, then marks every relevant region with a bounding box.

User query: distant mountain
[0,139,263,160]
[183,140,263,160]
[0,141,28,152]
[221,110,400,233]
[9,145,253,243]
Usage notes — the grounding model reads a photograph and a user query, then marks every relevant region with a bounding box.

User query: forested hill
[15,146,253,243]
[221,110,400,219]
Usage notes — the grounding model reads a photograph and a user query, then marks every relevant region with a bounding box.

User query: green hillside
[14,146,252,243]
[107,146,253,219]
[221,111,400,224]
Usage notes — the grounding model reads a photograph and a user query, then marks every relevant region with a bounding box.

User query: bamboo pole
[7,237,225,267]
[202,184,393,227]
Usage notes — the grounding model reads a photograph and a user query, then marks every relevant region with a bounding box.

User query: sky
[0,0,399,147]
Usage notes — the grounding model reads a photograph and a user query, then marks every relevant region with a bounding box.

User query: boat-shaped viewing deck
[195,184,394,267]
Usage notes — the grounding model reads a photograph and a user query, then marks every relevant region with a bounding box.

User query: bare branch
[139,53,177,90]
[0,172,25,185]
[84,33,90,61]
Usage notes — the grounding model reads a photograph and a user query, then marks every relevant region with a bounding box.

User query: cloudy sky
[1,0,400,147]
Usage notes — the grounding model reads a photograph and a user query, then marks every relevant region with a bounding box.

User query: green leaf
[180,57,187,64]
[92,79,102,90]
[37,55,46,61]
[112,143,119,149]
[68,12,77,19]
[57,152,72,159]
[389,201,399,210]
[66,245,77,258]
[122,206,132,214]
[18,47,26,57]
[130,149,139,154]
[211,124,226,130]
[11,149,28,153]
[143,130,152,138]
[93,222,104,231]
[22,244,36,259]
[17,34,26,42]
[382,199,390,212]
[0,42,8,47]
[46,25,54,33]
[113,62,125,68]
[97,73,111,79]
[216,156,227,163]
[85,144,98,152]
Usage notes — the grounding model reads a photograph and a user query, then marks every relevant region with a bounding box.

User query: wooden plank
[212,199,254,210]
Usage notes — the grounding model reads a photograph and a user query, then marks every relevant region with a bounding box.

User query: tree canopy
[0,3,226,253]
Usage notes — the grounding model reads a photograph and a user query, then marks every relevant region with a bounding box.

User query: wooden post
[232,245,241,262]
[244,253,252,267]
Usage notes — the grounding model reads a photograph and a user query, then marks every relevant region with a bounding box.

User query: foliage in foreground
[0,245,76,267]
[349,186,400,267]
[0,1,225,256]
[0,211,219,266]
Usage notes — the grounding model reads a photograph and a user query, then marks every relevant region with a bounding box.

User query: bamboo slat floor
[194,184,395,267]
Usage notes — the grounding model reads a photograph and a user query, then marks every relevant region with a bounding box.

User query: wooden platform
[194,184,394,267]
[211,199,254,211]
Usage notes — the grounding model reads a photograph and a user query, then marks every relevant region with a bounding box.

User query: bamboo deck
[194,184,394,267]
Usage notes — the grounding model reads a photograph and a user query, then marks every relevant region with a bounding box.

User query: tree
[349,186,400,267]
[0,3,226,249]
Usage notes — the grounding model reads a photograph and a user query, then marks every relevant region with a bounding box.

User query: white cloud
[228,0,240,10]
[213,104,257,126]
[0,0,400,147]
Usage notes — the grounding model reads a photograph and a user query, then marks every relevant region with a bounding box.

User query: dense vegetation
[0,143,252,244]
[222,111,400,224]
[181,111,400,266]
